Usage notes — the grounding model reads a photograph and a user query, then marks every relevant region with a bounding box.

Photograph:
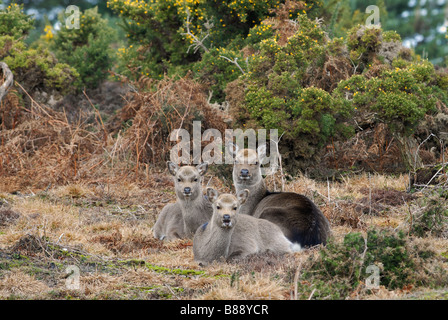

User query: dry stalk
[83,90,108,144]
[292,261,302,300]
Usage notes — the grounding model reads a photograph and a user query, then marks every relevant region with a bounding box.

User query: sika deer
[229,143,330,247]
[153,162,212,240]
[193,188,297,265]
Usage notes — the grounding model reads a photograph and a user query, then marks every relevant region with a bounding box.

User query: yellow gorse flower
[43,25,54,41]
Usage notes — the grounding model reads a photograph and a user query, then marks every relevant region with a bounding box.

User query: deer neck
[179,194,210,234]
[206,221,234,258]
[235,178,267,216]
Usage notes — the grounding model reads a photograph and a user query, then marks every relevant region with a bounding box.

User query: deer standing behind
[193,188,298,266]
[153,162,212,241]
[229,143,331,248]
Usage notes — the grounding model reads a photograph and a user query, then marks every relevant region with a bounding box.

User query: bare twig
[14,81,54,120]
[181,10,211,54]
[219,55,246,74]
[83,90,108,144]
[368,172,372,215]
[419,165,445,192]
[348,52,363,75]
[404,196,413,236]
[357,236,369,284]
[267,132,286,191]
[292,262,302,300]
[308,288,316,300]
[414,133,436,170]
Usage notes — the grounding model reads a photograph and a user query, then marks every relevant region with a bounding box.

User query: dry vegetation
[1,74,447,301]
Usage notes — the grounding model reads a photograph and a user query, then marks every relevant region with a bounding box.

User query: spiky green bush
[0,2,34,40]
[0,4,78,94]
[51,7,116,89]
[333,60,438,135]
[107,0,322,80]
[296,229,447,299]
[410,191,448,238]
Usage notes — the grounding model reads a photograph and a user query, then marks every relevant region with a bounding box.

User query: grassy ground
[0,172,447,300]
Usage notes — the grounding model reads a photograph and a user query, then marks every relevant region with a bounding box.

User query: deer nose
[240,169,249,177]
[222,214,231,221]
[184,187,191,194]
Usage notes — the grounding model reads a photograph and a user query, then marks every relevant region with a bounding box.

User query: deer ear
[257,144,267,163]
[167,161,179,176]
[206,188,219,203]
[237,189,250,205]
[227,142,239,159]
[196,162,208,176]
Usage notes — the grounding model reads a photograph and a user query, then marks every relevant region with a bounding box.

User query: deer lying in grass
[153,162,212,241]
[229,143,331,248]
[193,188,298,265]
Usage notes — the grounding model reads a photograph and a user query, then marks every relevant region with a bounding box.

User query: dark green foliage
[0,3,34,39]
[192,46,245,103]
[0,4,78,94]
[347,24,382,70]
[51,7,116,89]
[411,192,448,238]
[333,59,439,136]
[297,228,447,299]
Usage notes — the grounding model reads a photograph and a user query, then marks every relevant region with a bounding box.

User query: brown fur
[229,143,331,247]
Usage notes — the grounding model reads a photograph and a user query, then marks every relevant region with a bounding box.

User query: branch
[181,10,210,54]
[0,62,14,103]
[413,133,436,171]
[219,55,246,74]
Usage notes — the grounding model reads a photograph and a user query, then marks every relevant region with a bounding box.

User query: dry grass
[0,270,50,298]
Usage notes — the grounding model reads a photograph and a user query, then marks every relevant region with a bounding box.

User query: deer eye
[254,161,259,165]
[233,207,238,211]
[194,178,198,182]
[177,178,181,182]
[216,206,221,210]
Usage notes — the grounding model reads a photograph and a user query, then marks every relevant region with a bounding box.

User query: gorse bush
[0,2,34,39]
[227,17,448,174]
[192,46,245,102]
[333,60,439,135]
[228,11,355,172]
[297,228,447,299]
[0,3,78,94]
[107,0,321,80]
[51,6,116,89]
[410,191,448,238]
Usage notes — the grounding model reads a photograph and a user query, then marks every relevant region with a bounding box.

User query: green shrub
[0,4,78,94]
[297,228,447,299]
[0,2,34,39]
[51,7,116,89]
[347,24,382,70]
[333,60,438,135]
[192,46,245,102]
[411,192,448,238]
[228,13,354,172]
[382,30,401,43]
[107,0,323,81]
